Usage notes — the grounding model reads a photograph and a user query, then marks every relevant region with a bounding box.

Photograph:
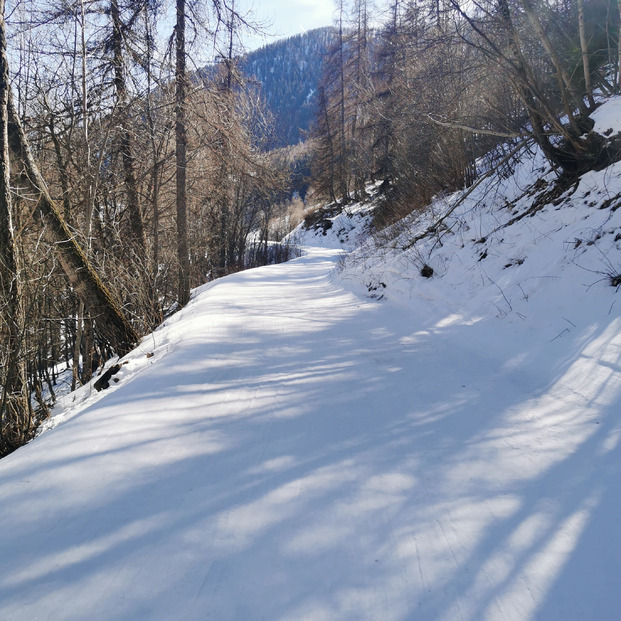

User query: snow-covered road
[1,247,620,620]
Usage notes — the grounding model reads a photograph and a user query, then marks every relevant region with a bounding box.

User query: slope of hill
[241,27,335,148]
[338,100,621,320]
[0,99,620,620]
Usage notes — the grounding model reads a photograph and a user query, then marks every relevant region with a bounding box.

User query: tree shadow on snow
[1,254,620,620]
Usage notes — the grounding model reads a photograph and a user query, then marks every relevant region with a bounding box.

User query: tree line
[1,0,619,456]
[310,0,620,224]
[0,0,289,456]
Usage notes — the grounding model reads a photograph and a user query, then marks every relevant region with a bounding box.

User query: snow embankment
[339,99,621,345]
[288,190,379,250]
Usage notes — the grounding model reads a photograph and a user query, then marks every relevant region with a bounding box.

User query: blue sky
[237,0,336,50]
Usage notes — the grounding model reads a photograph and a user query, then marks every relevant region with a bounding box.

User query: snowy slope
[1,100,621,620]
[288,191,379,250]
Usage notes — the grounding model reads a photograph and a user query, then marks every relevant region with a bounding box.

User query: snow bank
[338,101,621,343]
[287,190,379,250]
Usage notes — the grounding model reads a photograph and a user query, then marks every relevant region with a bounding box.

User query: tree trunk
[71,300,85,391]
[81,314,95,383]
[46,105,72,218]
[111,0,146,254]
[618,0,621,91]
[338,0,349,203]
[175,0,190,306]
[520,0,588,123]
[494,0,591,171]
[577,0,594,108]
[0,0,30,454]
[142,5,163,329]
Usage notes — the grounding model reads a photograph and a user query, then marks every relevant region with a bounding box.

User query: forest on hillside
[1,0,620,456]
[242,27,336,148]
[309,0,620,224]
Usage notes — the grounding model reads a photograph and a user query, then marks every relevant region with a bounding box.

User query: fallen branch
[426,114,523,139]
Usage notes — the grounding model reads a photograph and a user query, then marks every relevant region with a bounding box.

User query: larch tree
[110,0,147,256]
[7,94,140,355]
[577,0,594,107]
[450,0,607,175]
[0,0,30,456]
[175,0,191,307]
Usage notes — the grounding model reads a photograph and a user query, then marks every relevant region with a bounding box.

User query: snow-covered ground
[1,100,621,620]
[289,190,379,250]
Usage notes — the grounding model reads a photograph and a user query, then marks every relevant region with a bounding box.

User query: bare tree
[450,0,606,175]
[617,0,621,90]
[175,0,190,306]
[577,0,594,107]
[337,0,349,202]
[7,94,139,355]
[110,0,146,254]
[0,0,30,455]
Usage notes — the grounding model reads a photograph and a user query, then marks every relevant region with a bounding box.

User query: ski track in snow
[1,243,620,620]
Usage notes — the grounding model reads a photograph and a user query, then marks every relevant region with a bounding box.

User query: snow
[289,192,379,250]
[1,99,621,620]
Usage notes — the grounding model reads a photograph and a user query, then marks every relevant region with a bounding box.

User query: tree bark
[520,0,587,123]
[175,0,190,306]
[617,0,621,91]
[0,0,30,454]
[577,0,594,108]
[493,0,592,170]
[111,0,146,254]
[337,0,349,203]
[71,300,85,391]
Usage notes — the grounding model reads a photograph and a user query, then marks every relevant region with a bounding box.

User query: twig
[551,328,570,341]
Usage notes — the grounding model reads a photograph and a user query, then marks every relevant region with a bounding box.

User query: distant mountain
[240,27,336,149]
